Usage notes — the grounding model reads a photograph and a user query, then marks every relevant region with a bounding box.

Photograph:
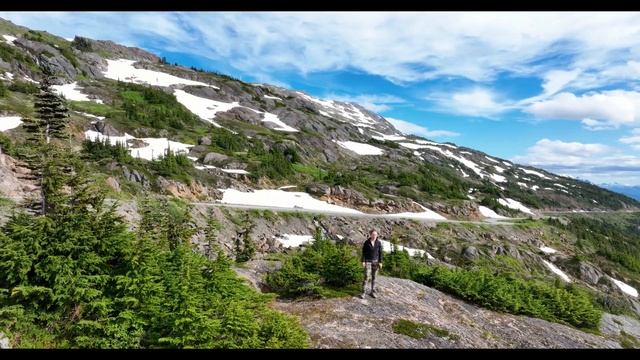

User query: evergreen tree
[235,212,255,263]
[204,209,222,257]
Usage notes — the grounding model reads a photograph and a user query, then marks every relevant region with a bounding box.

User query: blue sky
[2,12,640,185]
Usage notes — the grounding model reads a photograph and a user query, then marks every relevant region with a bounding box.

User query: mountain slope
[1,17,637,222]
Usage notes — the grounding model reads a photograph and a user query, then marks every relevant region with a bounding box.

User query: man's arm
[378,241,383,263]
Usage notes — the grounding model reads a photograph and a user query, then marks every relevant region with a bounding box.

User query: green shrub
[266,233,363,298]
[265,257,321,298]
[413,266,602,329]
[8,81,40,95]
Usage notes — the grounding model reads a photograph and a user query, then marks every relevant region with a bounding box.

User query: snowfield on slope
[0,116,23,132]
[218,189,364,214]
[610,278,638,297]
[173,89,236,127]
[295,91,377,127]
[2,34,16,45]
[372,132,406,141]
[52,82,103,103]
[543,260,571,282]
[335,140,384,155]
[498,198,534,215]
[386,203,447,221]
[521,168,553,180]
[478,206,508,219]
[174,89,298,132]
[104,59,218,88]
[85,130,193,161]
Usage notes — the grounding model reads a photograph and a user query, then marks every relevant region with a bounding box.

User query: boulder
[306,183,331,197]
[578,261,603,285]
[462,246,480,260]
[203,152,229,165]
[199,136,212,146]
[105,176,120,193]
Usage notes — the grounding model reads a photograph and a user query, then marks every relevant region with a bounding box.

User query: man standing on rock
[360,229,383,299]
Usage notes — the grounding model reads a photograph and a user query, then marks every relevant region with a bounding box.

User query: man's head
[369,229,378,241]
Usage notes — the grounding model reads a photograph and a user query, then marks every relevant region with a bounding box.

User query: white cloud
[519,69,583,105]
[327,94,405,113]
[3,12,640,86]
[386,117,459,138]
[525,90,640,129]
[512,138,640,185]
[427,87,511,118]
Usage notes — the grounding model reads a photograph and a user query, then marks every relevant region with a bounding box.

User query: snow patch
[218,189,363,214]
[414,139,457,149]
[489,173,507,183]
[295,91,376,127]
[173,89,235,127]
[335,140,384,155]
[52,82,101,103]
[521,168,552,180]
[0,116,22,132]
[275,234,314,248]
[380,240,434,259]
[478,206,508,219]
[498,198,534,215]
[485,156,499,163]
[531,185,540,191]
[540,246,557,254]
[104,59,217,88]
[0,72,13,81]
[264,95,282,100]
[85,130,193,161]
[260,111,298,132]
[422,145,484,178]
[385,203,446,221]
[278,185,297,190]
[372,131,406,141]
[543,260,571,282]
[610,278,638,297]
[2,34,16,45]
[493,165,506,173]
[399,142,429,150]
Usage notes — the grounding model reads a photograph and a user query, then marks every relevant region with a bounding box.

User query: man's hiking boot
[359,293,366,299]
[369,292,377,299]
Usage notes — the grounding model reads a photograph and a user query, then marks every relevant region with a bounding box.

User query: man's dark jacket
[362,238,383,263]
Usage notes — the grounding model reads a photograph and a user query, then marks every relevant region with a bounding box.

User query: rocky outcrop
[93,121,122,136]
[430,201,483,220]
[156,177,210,200]
[105,176,120,193]
[601,314,640,343]
[203,152,229,165]
[121,166,149,187]
[270,275,620,348]
[578,261,604,285]
[0,153,38,203]
[14,38,77,79]
[72,36,161,63]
